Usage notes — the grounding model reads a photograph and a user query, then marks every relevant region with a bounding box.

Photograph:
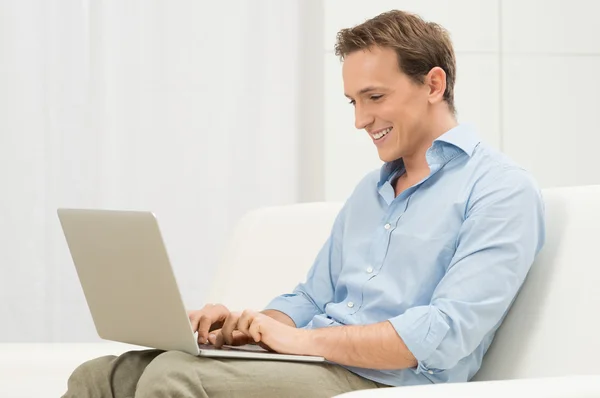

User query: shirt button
[384,223,391,230]
[347,302,354,308]
[366,266,373,273]
[428,370,434,375]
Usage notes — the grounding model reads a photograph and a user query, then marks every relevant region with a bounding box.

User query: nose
[354,103,374,130]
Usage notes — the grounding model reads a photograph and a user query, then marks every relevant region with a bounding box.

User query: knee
[69,355,115,381]
[64,355,116,396]
[142,350,192,374]
[136,351,201,395]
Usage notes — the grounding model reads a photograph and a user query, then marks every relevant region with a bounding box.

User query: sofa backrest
[208,202,343,311]
[210,185,600,381]
[474,185,600,380]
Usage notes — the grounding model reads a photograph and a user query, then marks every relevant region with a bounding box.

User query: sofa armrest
[334,375,600,398]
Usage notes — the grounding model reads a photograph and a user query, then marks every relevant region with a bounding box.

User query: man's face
[342,46,430,163]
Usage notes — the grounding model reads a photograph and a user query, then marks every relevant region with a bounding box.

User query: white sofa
[2,186,599,397]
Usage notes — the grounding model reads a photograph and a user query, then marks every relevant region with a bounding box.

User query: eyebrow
[344,86,387,98]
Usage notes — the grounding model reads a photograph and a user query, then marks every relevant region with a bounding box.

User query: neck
[402,111,458,180]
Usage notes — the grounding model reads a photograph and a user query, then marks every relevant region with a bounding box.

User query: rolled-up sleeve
[390,169,545,374]
[264,205,347,328]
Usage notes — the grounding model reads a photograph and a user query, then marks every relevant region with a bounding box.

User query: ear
[425,67,447,105]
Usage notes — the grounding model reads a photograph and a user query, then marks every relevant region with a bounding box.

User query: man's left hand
[215,309,310,355]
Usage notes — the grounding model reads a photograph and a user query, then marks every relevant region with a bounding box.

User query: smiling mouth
[370,127,392,140]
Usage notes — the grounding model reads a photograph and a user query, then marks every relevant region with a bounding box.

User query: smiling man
[63,10,545,398]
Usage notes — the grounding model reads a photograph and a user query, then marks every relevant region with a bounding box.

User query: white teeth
[372,127,392,140]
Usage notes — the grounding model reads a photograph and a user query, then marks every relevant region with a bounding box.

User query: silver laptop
[57,208,324,363]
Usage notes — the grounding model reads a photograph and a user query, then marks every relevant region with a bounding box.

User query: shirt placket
[343,145,460,321]
[342,188,413,320]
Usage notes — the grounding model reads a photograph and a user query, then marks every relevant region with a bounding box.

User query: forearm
[305,321,417,370]
[261,309,296,328]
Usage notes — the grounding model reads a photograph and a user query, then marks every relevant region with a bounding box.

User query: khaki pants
[61,349,388,398]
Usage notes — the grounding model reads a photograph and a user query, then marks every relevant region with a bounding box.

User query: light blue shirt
[265,124,545,387]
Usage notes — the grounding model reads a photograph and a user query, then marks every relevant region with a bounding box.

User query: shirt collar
[433,123,480,158]
[378,124,481,186]
[378,159,404,187]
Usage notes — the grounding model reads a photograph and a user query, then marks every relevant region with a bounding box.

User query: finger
[208,329,221,345]
[214,330,225,348]
[197,316,214,344]
[248,315,263,343]
[204,304,227,331]
[220,312,241,346]
[206,304,229,330]
[188,309,208,332]
[189,312,201,332]
[236,309,256,336]
[194,304,229,343]
[231,331,253,346]
[215,318,252,347]
[214,328,246,348]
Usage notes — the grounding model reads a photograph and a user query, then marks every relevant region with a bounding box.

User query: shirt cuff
[263,293,321,328]
[389,305,450,371]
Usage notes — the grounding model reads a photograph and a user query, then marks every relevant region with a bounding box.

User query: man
[63,9,545,397]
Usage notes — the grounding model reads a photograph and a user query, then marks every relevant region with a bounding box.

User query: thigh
[136,350,382,398]
[62,349,163,398]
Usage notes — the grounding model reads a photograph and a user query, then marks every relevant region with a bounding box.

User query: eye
[370,95,383,101]
[348,99,356,106]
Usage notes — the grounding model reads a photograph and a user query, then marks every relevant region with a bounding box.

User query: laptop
[57,208,324,363]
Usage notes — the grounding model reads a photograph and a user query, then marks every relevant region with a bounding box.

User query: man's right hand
[187,303,253,346]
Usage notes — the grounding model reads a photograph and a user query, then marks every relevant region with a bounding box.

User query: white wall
[3,0,596,343]
[501,0,600,188]
[0,0,315,342]
[323,0,600,201]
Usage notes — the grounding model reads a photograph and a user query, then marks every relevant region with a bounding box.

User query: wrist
[299,327,326,357]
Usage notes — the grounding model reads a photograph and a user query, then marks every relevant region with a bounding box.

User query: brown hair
[334,10,457,114]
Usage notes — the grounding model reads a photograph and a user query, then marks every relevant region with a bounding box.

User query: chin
[377,150,402,164]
